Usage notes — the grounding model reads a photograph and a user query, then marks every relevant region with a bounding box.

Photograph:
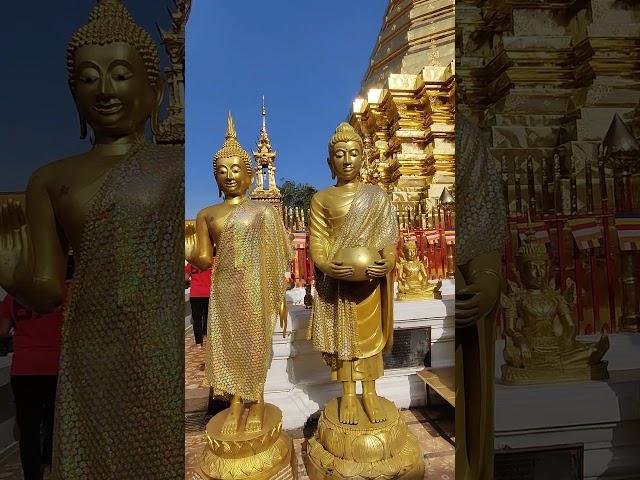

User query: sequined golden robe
[52,143,184,479]
[456,115,506,480]
[308,184,398,380]
[205,200,291,401]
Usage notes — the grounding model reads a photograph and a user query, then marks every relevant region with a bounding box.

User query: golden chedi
[305,123,424,479]
[0,1,184,477]
[501,230,610,385]
[397,239,442,300]
[185,112,296,480]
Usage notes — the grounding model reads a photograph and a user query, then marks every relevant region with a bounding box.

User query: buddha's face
[215,156,251,198]
[403,242,418,261]
[329,140,363,182]
[72,42,159,138]
[521,259,548,289]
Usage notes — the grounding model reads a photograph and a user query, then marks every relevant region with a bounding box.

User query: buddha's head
[213,112,253,199]
[67,0,163,140]
[517,233,549,289]
[402,240,418,261]
[327,123,364,183]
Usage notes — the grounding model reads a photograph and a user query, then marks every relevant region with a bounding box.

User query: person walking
[185,262,212,347]
[0,293,64,480]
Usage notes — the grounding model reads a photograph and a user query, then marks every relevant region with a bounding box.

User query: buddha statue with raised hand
[501,230,610,384]
[305,123,423,479]
[0,1,184,478]
[185,113,295,478]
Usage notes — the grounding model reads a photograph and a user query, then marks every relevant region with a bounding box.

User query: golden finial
[225,110,238,140]
[213,111,252,175]
[67,0,161,88]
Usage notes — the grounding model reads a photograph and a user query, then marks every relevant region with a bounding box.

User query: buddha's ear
[327,157,335,179]
[68,81,87,140]
[154,75,165,109]
[150,76,165,136]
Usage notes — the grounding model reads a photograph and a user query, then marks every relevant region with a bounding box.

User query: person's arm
[0,296,14,338]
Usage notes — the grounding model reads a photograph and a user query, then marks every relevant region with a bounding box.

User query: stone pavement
[185,334,455,479]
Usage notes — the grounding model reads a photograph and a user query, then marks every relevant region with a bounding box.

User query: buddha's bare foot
[245,402,265,433]
[220,401,243,435]
[339,394,359,425]
[362,393,386,423]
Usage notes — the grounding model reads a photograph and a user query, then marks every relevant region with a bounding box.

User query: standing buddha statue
[185,112,295,479]
[501,230,609,384]
[304,123,423,479]
[0,1,184,478]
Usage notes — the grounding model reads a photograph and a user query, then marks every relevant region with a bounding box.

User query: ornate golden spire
[214,111,252,174]
[67,0,161,87]
[256,96,273,154]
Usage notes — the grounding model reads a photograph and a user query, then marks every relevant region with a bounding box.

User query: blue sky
[185,0,388,218]
[0,1,173,192]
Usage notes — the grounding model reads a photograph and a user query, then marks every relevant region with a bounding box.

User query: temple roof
[361,0,454,93]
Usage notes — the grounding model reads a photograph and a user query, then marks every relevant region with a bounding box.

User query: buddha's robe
[308,183,398,381]
[456,115,506,480]
[205,200,292,401]
[52,143,184,479]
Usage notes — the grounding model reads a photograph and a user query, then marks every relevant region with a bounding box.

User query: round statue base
[501,361,609,385]
[195,404,297,480]
[304,397,424,479]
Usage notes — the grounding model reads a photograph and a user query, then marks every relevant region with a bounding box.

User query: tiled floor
[184,334,455,479]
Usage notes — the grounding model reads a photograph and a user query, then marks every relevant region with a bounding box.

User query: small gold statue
[186,112,296,479]
[397,239,442,300]
[501,230,610,385]
[305,123,423,479]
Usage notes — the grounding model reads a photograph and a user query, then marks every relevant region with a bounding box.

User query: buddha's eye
[350,150,359,156]
[78,68,99,84]
[111,66,133,81]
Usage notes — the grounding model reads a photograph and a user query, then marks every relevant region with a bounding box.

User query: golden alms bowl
[332,247,381,282]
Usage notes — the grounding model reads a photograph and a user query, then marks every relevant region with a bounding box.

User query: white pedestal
[494,334,640,479]
[265,298,454,430]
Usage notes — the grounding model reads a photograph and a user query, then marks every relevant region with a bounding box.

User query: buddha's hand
[325,261,354,280]
[184,223,197,261]
[366,258,393,279]
[519,341,532,364]
[0,200,30,289]
[455,272,501,327]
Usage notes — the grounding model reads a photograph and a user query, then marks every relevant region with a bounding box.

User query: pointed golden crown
[213,112,253,174]
[67,0,161,87]
[517,211,548,263]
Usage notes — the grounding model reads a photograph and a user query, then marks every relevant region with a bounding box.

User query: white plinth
[494,334,640,479]
[265,298,454,430]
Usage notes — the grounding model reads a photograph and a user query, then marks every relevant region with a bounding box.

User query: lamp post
[603,113,640,332]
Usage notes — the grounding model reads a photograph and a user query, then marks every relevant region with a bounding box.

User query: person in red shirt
[185,262,212,346]
[0,293,63,480]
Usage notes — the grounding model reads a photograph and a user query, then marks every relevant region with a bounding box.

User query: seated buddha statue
[501,230,610,384]
[397,239,441,300]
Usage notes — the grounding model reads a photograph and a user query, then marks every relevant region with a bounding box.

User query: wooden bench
[417,367,455,408]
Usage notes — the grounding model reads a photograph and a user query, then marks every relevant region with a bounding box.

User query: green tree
[280,179,317,211]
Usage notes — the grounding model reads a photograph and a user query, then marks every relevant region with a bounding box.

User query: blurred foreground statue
[304,123,424,479]
[0,1,184,477]
[501,229,609,385]
[455,114,506,480]
[185,113,296,479]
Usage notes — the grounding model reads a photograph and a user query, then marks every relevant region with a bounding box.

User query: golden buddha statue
[397,239,442,300]
[305,123,423,479]
[0,1,184,478]
[501,230,609,384]
[186,113,296,479]
[455,113,505,480]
